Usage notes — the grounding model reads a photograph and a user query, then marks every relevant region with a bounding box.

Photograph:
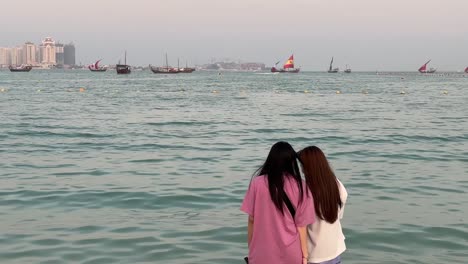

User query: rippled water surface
[1,70,467,264]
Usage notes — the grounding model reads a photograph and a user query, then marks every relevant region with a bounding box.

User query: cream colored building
[40,37,56,66]
[10,47,24,65]
[23,42,37,65]
[0,47,10,66]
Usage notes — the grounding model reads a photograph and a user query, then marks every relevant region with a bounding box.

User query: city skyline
[0,37,75,68]
[1,0,467,70]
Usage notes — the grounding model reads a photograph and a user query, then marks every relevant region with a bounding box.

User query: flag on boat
[283,55,295,69]
[418,60,430,73]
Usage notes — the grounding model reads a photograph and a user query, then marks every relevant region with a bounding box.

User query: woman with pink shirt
[241,142,316,264]
[298,146,348,264]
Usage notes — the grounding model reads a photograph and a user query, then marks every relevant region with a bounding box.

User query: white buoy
[212,90,218,93]
[336,90,341,94]
[442,90,448,95]
[304,90,309,93]
[0,88,5,92]
[37,89,41,92]
[400,90,406,95]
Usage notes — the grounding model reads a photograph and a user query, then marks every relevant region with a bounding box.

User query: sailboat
[271,55,300,73]
[116,51,131,74]
[418,60,436,73]
[88,59,107,72]
[344,64,351,73]
[327,57,339,73]
[150,54,180,74]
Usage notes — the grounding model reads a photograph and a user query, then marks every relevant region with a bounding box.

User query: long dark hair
[298,146,342,223]
[254,141,303,214]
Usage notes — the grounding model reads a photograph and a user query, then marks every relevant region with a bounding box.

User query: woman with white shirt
[298,146,348,264]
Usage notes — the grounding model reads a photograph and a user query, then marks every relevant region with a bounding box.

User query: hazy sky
[2,0,467,70]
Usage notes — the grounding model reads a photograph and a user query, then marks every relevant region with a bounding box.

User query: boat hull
[179,68,195,73]
[419,70,436,74]
[9,65,32,72]
[89,68,107,72]
[150,65,180,74]
[271,67,300,73]
[116,64,131,74]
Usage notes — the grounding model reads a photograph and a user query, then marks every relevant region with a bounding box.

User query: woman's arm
[247,215,254,246]
[297,226,308,264]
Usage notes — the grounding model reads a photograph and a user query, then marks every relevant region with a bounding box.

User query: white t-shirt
[307,179,348,263]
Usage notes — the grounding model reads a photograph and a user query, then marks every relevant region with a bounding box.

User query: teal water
[0,70,467,264]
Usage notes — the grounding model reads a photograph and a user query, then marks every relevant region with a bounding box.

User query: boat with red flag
[88,60,107,72]
[271,55,300,73]
[418,60,436,73]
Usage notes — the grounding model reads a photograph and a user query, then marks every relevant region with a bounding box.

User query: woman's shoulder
[336,178,348,201]
[251,175,267,187]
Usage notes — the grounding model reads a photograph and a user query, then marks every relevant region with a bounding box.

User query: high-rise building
[36,46,42,65]
[64,43,75,66]
[0,47,10,66]
[10,47,24,65]
[23,42,36,65]
[55,43,64,66]
[40,37,56,66]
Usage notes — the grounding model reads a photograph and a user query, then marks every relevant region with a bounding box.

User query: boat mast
[165,53,169,68]
[329,57,334,71]
[124,51,127,65]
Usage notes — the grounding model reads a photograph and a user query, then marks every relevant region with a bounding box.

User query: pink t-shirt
[241,175,315,264]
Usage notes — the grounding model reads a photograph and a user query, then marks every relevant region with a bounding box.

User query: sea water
[0,70,467,264]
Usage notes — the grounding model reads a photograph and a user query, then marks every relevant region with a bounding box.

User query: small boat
[150,54,180,74]
[344,64,351,73]
[271,55,300,73]
[9,64,32,72]
[464,67,468,73]
[418,60,436,73]
[88,59,107,72]
[327,57,339,73]
[116,51,131,74]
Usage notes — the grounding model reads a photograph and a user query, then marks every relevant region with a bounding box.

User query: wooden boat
[271,55,300,73]
[418,60,436,73]
[89,59,107,72]
[150,65,180,74]
[327,57,339,73]
[150,54,180,74]
[344,64,351,73]
[116,51,131,74]
[9,64,32,72]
